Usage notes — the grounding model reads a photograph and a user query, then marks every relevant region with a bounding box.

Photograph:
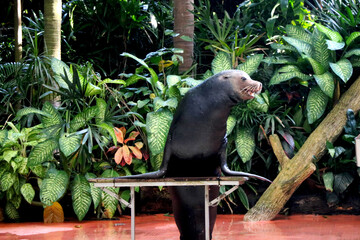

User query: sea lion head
[218,70,262,101]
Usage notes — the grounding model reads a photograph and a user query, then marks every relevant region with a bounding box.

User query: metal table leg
[205,185,210,240]
[130,186,135,240]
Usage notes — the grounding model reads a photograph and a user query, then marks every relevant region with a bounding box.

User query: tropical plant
[267,23,359,126]
[316,109,360,207]
[0,122,45,220]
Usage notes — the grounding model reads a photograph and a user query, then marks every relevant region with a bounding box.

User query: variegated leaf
[305,57,325,75]
[235,127,255,163]
[226,115,237,136]
[146,109,173,156]
[20,183,35,204]
[344,49,360,58]
[1,172,16,191]
[346,32,360,46]
[203,70,213,80]
[101,170,120,219]
[312,29,330,71]
[326,40,345,50]
[28,139,57,167]
[71,174,92,221]
[315,23,343,43]
[314,72,334,98]
[40,169,69,206]
[150,153,163,171]
[85,172,102,210]
[212,51,232,74]
[5,203,19,220]
[283,36,313,56]
[286,25,312,44]
[330,59,353,83]
[270,71,311,85]
[59,133,81,157]
[42,102,63,129]
[237,54,264,76]
[307,86,329,124]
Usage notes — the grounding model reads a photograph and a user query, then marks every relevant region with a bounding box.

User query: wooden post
[244,75,360,222]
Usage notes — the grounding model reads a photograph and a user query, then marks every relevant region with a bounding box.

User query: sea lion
[117,70,270,239]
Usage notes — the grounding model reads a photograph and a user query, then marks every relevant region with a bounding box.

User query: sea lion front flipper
[219,138,272,183]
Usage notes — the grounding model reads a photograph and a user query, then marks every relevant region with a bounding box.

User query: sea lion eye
[241,77,247,81]
[224,75,229,79]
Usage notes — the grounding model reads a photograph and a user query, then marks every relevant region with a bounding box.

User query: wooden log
[244,75,360,221]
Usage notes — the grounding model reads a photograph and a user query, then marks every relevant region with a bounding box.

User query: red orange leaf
[122,145,132,165]
[129,146,142,159]
[114,147,123,165]
[120,127,126,137]
[134,142,144,149]
[124,131,140,144]
[114,127,124,144]
[43,202,64,223]
[107,146,119,154]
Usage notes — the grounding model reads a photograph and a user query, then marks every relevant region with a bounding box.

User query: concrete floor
[1,214,360,240]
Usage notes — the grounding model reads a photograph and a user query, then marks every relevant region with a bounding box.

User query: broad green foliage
[85,173,102,210]
[235,127,256,163]
[237,54,264,76]
[146,109,173,156]
[71,174,92,221]
[269,23,357,123]
[212,51,232,74]
[40,168,69,206]
[306,86,329,124]
[28,139,58,166]
[20,183,35,204]
[100,169,120,219]
[59,134,82,157]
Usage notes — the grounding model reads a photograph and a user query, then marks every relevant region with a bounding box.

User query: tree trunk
[173,0,194,73]
[14,0,22,61]
[244,75,360,222]
[44,0,62,60]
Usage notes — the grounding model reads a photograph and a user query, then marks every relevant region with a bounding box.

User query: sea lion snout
[225,70,262,100]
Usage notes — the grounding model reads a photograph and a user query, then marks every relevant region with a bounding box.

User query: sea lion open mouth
[241,83,262,99]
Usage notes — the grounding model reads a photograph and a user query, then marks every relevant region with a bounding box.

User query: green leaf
[51,58,71,89]
[146,109,173,156]
[314,72,335,98]
[85,82,102,97]
[329,59,353,83]
[1,172,16,191]
[70,106,98,132]
[326,40,345,50]
[344,49,360,58]
[323,172,334,192]
[270,70,311,85]
[270,43,297,52]
[71,174,92,221]
[334,172,354,194]
[97,123,117,146]
[237,54,264,76]
[305,57,325,75]
[346,32,360,46]
[237,187,249,210]
[286,25,312,44]
[5,203,19,220]
[283,36,313,56]
[315,23,343,42]
[98,78,126,86]
[312,29,330,71]
[40,169,69,206]
[59,133,81,157]
[100,169,120,219]
[28,139,57,167]
[203,70,213,80]
[3,150,18,162]
[150,153,163,171]
[212,51,232,74]
[235,127,255,163]
[42,102,63,128]
[15,107,52,120]
[306,86,329,124]
[247,93,269,113]
[21,183,35,204]
[30,165,47,178]
[166,75,181,88]
[226,115,237,136]
[85,173,102,210]
[95,98,107,124]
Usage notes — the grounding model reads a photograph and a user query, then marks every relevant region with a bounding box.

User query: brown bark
[244,75,360,221]
[14,0,22,61]
[173,0,194,73]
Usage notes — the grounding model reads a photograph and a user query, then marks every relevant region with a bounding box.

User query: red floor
[1,214,360,240]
